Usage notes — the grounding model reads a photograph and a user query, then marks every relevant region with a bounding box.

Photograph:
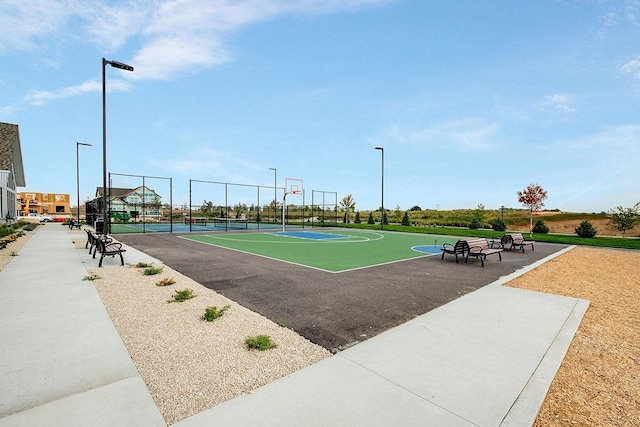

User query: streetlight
[269,167,277,223]
[76,142,92,222]
[375,146,384,230]
[102,58,134,235]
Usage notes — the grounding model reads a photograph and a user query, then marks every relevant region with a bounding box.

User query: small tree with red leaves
[517,183,548,237]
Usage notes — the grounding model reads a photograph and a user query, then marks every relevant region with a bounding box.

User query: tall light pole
[269,167,277,223]
[76,142,92,221]
[102,58,134,235]
[375,147,384,230]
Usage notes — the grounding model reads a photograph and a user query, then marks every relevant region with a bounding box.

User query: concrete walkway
[0,225,163,426]
[0,224,589,426]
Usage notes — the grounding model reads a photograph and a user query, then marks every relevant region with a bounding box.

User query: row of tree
[338,183,640,238]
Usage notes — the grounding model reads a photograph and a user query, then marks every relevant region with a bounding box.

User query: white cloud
[382,120,501,152]
[541,94,576,112]
[0,0,69,54]
[620,57,640,79]
[25,79,132,106]
[130,36,230,80]
[4,0,393,102]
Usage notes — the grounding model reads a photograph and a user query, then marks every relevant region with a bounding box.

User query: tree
[409,205,422,211]
[469,204,485,229]
[490,218,506,231]
[575,221,597,238]
[608,202,640,238]
[517,183,548,237]
[367,211,375,224]
[532,220,549,234]
[201,200,214,216]
[354,211,361,224]
[401,211,410,226]
[339,194,356,224]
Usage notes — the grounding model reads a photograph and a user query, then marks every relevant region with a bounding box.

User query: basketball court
[183,229,456,273]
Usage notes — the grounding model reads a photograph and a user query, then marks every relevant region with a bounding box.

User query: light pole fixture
[269,167,277,223]
[102,58,134,235]
[375,147,384,230]
[76,142,92,222]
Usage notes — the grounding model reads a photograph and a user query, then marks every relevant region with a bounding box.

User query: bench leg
[498,252,502,261]
[118,252,124,266]
[98,254,105,268]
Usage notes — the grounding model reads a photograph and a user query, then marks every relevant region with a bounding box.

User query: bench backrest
[509,233,525,242]
[453,240,467,253]
[465,237,489,252]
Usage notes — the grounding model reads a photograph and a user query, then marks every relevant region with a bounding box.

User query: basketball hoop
[285,178,304,196]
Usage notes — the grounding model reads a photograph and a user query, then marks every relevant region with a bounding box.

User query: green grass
[143,266,163,275]
[201,305,231,322]
[342,223,640,250]
[245,334,277,351]
[167,288,196,303]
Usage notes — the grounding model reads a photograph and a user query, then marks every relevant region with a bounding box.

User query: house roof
[96,187,133,198]
[0,122,26,187]
[95,186,160,198]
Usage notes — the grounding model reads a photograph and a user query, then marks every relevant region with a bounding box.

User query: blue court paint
[275,231,350,240]
[411,245,442,254]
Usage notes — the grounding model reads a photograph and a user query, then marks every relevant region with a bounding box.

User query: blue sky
[1,0,639,213]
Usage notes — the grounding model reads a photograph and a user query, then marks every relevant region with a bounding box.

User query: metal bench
[95,236,126,267]
[68,219,82,230]
[464,237,503,267]
[503,233,535,253]
[440,240,468,264]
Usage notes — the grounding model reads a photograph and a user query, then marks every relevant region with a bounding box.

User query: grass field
[183,229,457,273]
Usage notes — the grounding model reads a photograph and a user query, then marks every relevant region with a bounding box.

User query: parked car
[19,213,53,222]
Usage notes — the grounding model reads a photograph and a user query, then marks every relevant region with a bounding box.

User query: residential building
[91,186,163,220]
[0,122,26,222]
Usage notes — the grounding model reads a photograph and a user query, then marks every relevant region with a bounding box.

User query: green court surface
[183,229,458,273]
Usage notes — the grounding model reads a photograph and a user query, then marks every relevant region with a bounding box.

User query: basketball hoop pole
[282,193,287,232]
[283,178,303,232]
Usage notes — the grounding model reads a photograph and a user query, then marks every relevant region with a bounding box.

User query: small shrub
[575,221,597,238]
[135,262,153,268]
[367,212,374,225]
[82,274,101,281]
[167,288,195,303]
[468,218,482,229]
[22,223,39,231]
[155,277,176,287]
[532,220,549,234]
[245,334,277,351]
[278,317,288,328]
[490,218,506,232]
[10,251,18,256]
[201,304,231,322]
[143,266,163,275]
[401,211,410,226]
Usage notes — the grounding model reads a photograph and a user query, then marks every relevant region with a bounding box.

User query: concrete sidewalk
[0,224,589,426]
[0,224,164,426]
